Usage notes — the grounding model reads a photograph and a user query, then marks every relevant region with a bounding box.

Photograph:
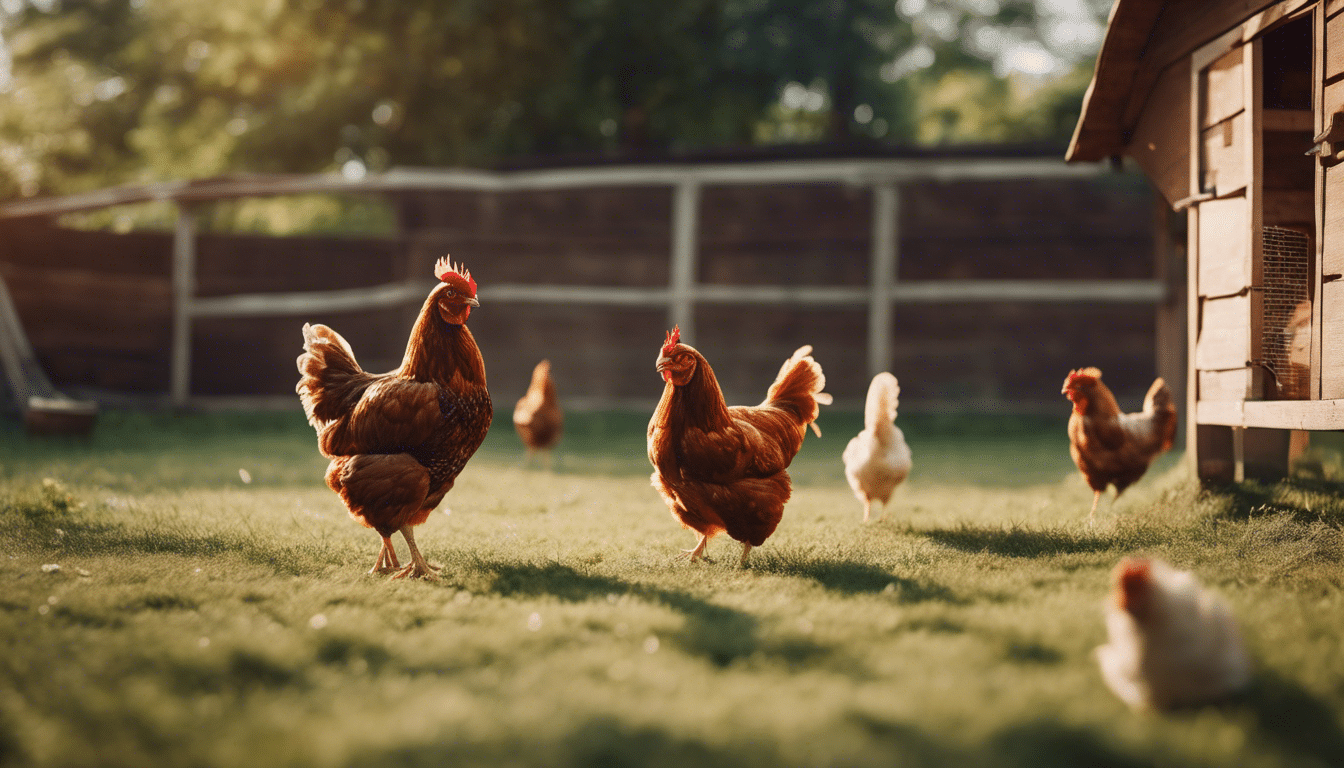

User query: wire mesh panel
[1261,225,1312,400]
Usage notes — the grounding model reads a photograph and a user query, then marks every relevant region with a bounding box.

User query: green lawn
[0,410,1341,768]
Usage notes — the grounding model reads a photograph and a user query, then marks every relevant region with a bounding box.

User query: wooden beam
[0,159,1106,221]
[170,205,196,408]
[1197,397,1344,428]
[668,180,700,343]
[868,184,898,380]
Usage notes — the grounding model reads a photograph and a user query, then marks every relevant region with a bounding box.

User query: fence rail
[0,157,1153,407]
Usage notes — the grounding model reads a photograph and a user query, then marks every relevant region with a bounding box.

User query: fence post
[669,179,701,342]
[868,183,899,381]
[171,203,196,407]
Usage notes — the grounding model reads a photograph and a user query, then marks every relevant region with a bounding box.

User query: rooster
[1096,557,1251,710]
[513,359,562,470]
[296,257,492,580]
[1062,368,1177,524]
[842,372,912,522]
[648,328,832,566]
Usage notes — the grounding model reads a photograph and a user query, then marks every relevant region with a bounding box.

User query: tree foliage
[0,0,1104,199]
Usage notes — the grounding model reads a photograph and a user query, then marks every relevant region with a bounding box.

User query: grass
[0,409,1341,768]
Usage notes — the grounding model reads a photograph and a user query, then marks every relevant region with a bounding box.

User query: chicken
[1096,556,1251,710]
[1062,368,1177,524]
[842,372,912,522]
[513,359,562,469]
[648,327,832,566]
[296,257,492,580]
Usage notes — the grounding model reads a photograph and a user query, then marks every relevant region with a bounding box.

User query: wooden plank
[1247,39,1266,399]
[1199,368,1253,400]
[1324,79,1344,119]
[1315,2,1328,400]
[669,180,700,343]
[1203,46,1245,128]
[1196,293,1252,369]
[1198,397,1344,428]
[170,206,195,408]
[1320,281,1344,398]
[1329,0,1344,20]
[1323,166,1344,273]
[1329,11,1344,77]
[1201,113,1249,193]
[1197,196,1252,295]
[0,160,1108,221]
[868,184,898,380]
[1128,59,1191,207]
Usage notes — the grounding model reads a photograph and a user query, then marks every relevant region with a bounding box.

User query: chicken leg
[391,525,441,580]
[1087,489,1103,526]
[369,535,402,575]
[739,543,753,567]
[679,533,712,563]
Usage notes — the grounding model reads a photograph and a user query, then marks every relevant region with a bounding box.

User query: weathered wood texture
[1196,293,1253,369]
[0,177,1159,410]
[1197,196,1253,295]
[1129,59,1193,206]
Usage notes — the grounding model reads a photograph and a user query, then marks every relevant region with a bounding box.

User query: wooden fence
[0,155,1173,411]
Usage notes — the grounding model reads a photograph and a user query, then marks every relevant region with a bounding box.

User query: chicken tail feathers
[1144,377,1179,451]
[766,345,831,429]
[296,323,370,426]
[864,372,900,432]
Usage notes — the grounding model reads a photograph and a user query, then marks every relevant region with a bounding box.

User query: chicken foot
[391,525,441,580]
[1087,489,1103,527]
[369,535,402,575]
[678,534,713,563]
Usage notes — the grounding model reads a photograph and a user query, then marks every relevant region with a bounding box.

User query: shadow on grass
[751,556,960,602]
[1232,670,1344,767]
[1201,478,1344,526]
[919,523,1160,559]
[474,560,831,669]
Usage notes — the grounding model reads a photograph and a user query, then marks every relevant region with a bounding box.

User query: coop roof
[1066,0,1174,163]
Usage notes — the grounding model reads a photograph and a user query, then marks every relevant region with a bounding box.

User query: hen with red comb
[297,255,491,580]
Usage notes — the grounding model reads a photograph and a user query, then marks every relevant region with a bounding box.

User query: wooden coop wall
[0,174,1159,412]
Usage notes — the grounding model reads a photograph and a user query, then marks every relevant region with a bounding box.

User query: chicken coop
[0,147,1167,414]
[1069,0,1344,482]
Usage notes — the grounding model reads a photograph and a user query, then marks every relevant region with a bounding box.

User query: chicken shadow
[472,561,832,669]
[918,523,1159,559]
[750,556,962,603]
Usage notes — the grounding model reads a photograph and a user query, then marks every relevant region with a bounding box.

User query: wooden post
[1153,192,1187,447]
[171,204,196,407]
[868,183,898,380]
[669,180,700,343]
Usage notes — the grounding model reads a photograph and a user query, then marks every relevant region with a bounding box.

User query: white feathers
[1095,557,1251,711]
[842,373,912,522]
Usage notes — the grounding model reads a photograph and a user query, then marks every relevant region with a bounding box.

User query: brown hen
[296,258,492,579]
[1063,367,1177,524]
[513,359,562,470]
[648,328,831,566]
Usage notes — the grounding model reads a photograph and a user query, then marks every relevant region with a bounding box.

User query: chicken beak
[465,296,480,308]
[655,355,671,373]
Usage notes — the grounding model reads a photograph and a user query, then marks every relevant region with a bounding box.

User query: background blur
[0,0,1176,415]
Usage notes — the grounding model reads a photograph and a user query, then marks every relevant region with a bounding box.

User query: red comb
[662,326,681,355]
[1116,558,1151,612]
[434,256,477,295]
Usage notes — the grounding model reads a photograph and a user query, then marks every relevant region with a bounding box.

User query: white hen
[842,372,912,522]
[1096,557,1251,710]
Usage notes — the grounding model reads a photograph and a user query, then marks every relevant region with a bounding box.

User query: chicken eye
[446,289,457,297]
